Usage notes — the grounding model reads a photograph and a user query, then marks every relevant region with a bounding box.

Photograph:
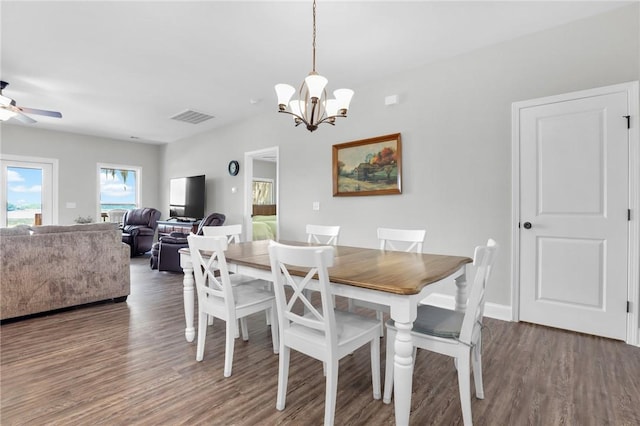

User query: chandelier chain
[312,0,317,73]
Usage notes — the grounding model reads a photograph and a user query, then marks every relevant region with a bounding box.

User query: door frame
[511,81,640,346]
[0,153,59,226]
[243,146,279,241]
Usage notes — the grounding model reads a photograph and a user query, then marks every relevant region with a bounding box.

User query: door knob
[523,222,532,229]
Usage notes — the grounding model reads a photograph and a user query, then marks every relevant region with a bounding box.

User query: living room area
[1,1,639,424]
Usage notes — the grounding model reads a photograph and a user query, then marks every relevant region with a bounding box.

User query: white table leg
[393,321,414,426]
[181,259,196,342]
[454,269,468,312]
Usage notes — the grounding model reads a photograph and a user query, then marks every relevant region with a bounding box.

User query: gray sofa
[0,222,130,321]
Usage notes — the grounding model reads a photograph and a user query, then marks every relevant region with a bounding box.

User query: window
[252,179,274,205]
[1,155,58,227]
[97,163,140,219]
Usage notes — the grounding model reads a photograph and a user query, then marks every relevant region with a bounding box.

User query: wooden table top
[182,239,472,296]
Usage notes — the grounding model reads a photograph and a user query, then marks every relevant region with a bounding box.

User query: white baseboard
[420,293,512,322]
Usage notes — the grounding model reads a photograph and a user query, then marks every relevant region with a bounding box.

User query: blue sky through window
[100,169,136,206]
[6,167,42,207]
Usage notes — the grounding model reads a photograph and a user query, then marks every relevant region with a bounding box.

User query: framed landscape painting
[332,133,402,196]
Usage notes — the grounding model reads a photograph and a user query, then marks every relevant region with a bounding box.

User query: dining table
[178,239,472,426]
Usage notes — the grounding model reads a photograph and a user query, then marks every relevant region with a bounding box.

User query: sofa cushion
[123,225,155,236]
[32,223,118,234]
[0,225,32,236]
[159,235,188,244]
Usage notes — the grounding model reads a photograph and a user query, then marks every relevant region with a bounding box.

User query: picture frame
[332,133,402,196]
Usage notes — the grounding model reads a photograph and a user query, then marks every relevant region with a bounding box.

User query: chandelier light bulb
[275,84,296,111]
[289,100,304,119]
[333,89,354,116]
[324,99,339,118]
[304,74,328,100]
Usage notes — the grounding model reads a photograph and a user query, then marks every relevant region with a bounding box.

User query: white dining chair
[202,224,245,275]
[187,235,278,377]
[268,241,381,426]
[202,224,243,244]
[383,238,498,426]
[202,224,260,331]
[203,223,273,330]
[377,227,426,253]
[202,224,273,330]
[306,224,340,245]
[351,227,426,335]
[107,209,128,226]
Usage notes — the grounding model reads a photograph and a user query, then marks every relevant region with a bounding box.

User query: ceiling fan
[0,80,62,124]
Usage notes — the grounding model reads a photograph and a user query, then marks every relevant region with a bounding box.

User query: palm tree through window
[252,179,274,205]
[98,164,140,216]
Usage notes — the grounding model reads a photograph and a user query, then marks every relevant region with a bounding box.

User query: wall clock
[228,160,240,176]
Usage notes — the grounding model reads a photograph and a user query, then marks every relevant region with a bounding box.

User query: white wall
[0,126,162,225]
[162,4,639,307]
[1,5,635,309]
[253,160,276,184]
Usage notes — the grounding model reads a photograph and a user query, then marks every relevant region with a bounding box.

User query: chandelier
[275,0,353,132]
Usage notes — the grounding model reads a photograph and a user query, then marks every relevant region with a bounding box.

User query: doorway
[243,147,279,241]
[512,81,639,345]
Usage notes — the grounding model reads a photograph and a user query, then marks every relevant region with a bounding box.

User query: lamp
[275,0,353,132]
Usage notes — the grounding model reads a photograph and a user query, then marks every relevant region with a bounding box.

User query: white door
[518,88,629,340]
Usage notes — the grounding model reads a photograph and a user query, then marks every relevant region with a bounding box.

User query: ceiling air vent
[170,109,215,124]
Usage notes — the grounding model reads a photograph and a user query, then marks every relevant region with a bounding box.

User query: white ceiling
[0,1,632,144]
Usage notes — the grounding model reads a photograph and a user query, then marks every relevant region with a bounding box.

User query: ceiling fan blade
[18,106,62,118]
[13,110,38,124]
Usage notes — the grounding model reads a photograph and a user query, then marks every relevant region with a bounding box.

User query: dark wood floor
[2,256,639,425]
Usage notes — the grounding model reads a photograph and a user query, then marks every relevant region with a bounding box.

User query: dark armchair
[150,212,226,272]
[121,207,161,257]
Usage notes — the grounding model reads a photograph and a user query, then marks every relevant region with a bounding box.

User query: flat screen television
[169,175,205,220]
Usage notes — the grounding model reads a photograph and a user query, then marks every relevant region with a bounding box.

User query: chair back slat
[282,267,325,331]
[377,227,426,253]
[108,209,128,225]
[202,224,243,244]
[306,224,340,245]
[269,242,337,341]
[188,235,236,313]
